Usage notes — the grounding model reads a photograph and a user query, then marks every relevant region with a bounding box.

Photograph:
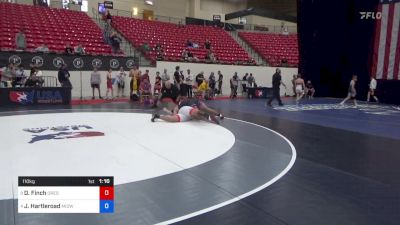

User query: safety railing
[42,76,58,87]
[240,24,297,34]
[91,8,140,61]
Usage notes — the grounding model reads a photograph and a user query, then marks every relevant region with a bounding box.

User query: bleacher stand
[112,16,251,65]
[239,32,299,67]
[0,2,114,55]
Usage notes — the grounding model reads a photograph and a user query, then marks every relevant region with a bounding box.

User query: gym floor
[0,97,399,225]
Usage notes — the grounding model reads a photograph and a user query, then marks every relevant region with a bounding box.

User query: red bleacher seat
[0,2,113,55]
[112,16,250,65]
[239,32,299,67]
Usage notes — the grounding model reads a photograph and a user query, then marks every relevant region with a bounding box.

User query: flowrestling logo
[9,91,34,104]
[23,125,105,143]
[360,12,382,20]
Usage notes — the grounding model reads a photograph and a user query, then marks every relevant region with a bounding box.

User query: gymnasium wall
[11,0,295,31]
[226,15,297,32]
[87,0,188,19]
[86,0,247,22]
[191,0,247,22]
[36,62,297,99]
[11,0,31,5]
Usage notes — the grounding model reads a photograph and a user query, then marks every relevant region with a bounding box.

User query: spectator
[154,43,164,60]
[105,10,112,26]
[139,77,152,103]
[35,44,49,53]
[204,39,211,50]
[155,43,162,52]
[291,75,297,97]
[282,26,289,35]
[192,42,199,48]
[132,70,142,97]
[29,65,36,79]
[205,50,212,63]
[185,69,193,98]
[178,21,184,28]
[179,70,185,86]
[305,80,315,99]
[281,58,289,67]
[15,29,27,51]
[141,69,150,83]
[209,51,217,63]
[103,26,112,45]
[1,63,15,87]
[129,65,139,97]
[161,69,170,84]
[181,49,189,61]
[186,39,193,48]
[25,67,43,87]
[90,67,102,100]
[13,65,26,87]
[173,66,181,89]
[247,73,255,88]
[197,79,208,99]
[247,58,256,65]
[58,64,72,88]
[195,71,205,87]
[116,67,126,97]
[230,72,238,98]
[62,0,69,9]
[65,43,74,55]
[154,73,162,96]
[141,42,150,54]
[217,71,223,95]
[179,70,187,97]
[242,73,248,94]
[155,71,161,80]
[105,69,114,100]
[34,67,44,85]
[75,43,86,55]
[208,72,216,97]
[110,32,122,54]
[187,50,199,62]
[156,49,165,61]
[187,50,193,61]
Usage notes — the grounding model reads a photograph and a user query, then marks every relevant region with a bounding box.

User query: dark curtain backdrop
[297,0,380,100]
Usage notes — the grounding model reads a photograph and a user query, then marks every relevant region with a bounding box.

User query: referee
[267,68,286,107]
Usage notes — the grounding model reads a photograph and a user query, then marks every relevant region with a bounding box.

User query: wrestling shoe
[151,114,160,122]
[209,115,220,124]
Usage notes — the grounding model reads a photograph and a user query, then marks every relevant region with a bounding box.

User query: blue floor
[208,98,400,140]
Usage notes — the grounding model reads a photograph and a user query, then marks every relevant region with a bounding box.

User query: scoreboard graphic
[18,176,114,213]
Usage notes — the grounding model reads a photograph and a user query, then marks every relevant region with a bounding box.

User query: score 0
[99,182,114,213]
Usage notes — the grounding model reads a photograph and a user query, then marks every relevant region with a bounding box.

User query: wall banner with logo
[0,52,139,71]
[0,87,72,106]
